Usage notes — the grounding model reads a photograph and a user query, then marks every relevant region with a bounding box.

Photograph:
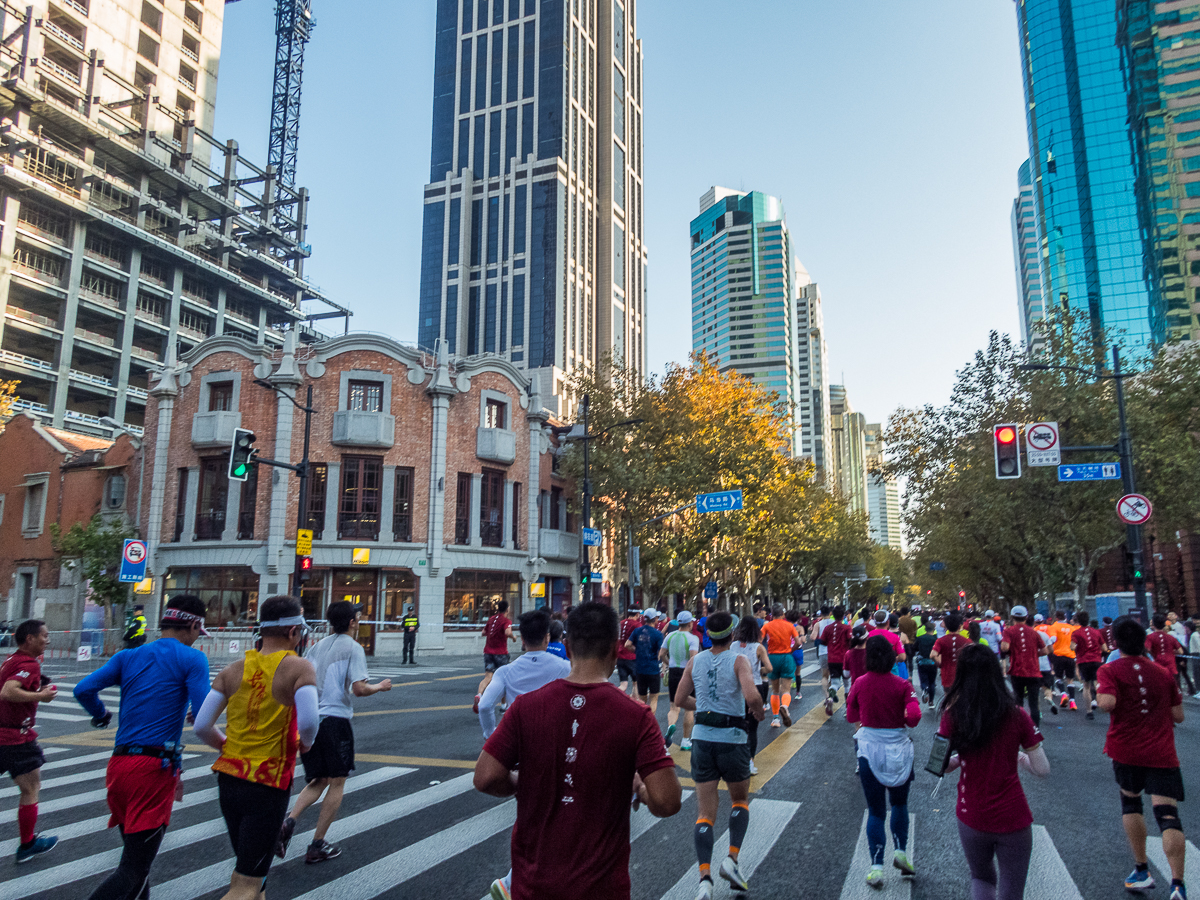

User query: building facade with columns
[139,331,581,656]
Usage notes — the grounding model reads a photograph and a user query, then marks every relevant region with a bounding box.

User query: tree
[0,379,20,433]
[51,514,137,635]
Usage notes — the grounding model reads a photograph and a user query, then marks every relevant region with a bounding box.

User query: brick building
[0,411,141,628]
[140,331,582,656]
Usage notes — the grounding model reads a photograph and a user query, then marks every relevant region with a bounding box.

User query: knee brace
[1153,804,1183,835]
[1121,793,1144,817]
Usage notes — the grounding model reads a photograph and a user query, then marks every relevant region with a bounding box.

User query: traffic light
[993,423,1021,479]
[295,555,313,584]
[228,428,257,481]
[580,565,591,586]
[959,591,966,599]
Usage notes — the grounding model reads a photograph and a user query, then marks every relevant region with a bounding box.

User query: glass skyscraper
[1011,159,1045,349]
[1014,0,1163,350]
[418,0,647,414]
[689,187,798,454]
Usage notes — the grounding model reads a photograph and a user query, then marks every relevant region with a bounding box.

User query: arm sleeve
[479,668,506,738]
[192,689,228,750]
[186,654,212,717]
[73,654,122,719]
[295,684,319,747]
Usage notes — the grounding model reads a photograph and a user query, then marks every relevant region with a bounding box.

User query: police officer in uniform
[123,606,147,649]
[401,604,420,664]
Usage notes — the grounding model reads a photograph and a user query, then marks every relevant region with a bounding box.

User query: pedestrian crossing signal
[993,423,1021,480]
[297,555,313,583]
[580,565,591,586]
[228,428,257,481]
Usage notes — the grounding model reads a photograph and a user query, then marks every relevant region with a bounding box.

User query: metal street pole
[1112,346,1148,618]
[294,383,313,600]
[581,393,591,603]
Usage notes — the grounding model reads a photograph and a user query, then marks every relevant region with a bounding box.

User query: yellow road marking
[354,704,473,716]
[356,753,477,769]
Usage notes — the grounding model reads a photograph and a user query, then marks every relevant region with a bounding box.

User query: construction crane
[224,0,314,189]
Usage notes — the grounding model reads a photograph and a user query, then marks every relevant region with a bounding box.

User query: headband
[707,615,739,641]
[161,607,210,635]
[258,616,308,629]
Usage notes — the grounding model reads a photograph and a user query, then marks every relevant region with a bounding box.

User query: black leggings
[1010,676,1041,725]
[87,826,165,900]
[217,772,290,878]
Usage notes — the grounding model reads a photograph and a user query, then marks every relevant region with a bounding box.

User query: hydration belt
[694,711,749,732]
[113,741,184,773]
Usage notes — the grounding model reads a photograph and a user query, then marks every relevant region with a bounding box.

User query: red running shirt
[1071,627,1105,665]
[1145,632,1182,676]
[932,634,972,688]
[0,651,42,745]
[1002,625,1042,679]
[482,680,675,900]
[617,617,640,661]
[484,615,512,656]
[1097,656,1182,768]
[820,622,851,664]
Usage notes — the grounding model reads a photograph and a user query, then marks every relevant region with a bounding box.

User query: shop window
[455,472,471,545]
[164,566,259,627]
[393,467,414,542]
[173,468,187,542]
[382,570,417,630]
[444,569,521,629]
[237,464,258,540]
[305,463,327,539]
[348,380,384,413]
[485,397,506,429]
[208,380,233,412]
[481,468,503,547]
[195,457,228,540]
[339,456,382,540]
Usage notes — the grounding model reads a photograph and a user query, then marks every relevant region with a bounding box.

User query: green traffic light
[233,464,247,477]
[1134,570,1143,579]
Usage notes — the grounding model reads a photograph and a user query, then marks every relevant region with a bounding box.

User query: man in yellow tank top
[193,596,319,900]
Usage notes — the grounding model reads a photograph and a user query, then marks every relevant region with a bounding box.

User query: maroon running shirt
[0,651,43,745]
[1145,632,1182,676]
[482,680,674,900]
[483,615,512,656]
[1071,627,1105,665]
[617,617,639,661]
[1098,656,1182,768]
[932,634,972,688]
[1002,625,1042,679]
[938,706,1042,834]
[820,622,851,664]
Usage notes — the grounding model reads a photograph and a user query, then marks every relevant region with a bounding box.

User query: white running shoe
[865,865,884,889]
[771,716,782,728]
[693,878,714,900]
[749,760,758,776]
[680,738,692,751]
[489,878,513,900]
[719,856,750,891]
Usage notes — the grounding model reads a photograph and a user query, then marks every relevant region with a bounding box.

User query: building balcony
[476,427,516,465]
[331,411,395,449]
[539,529,580,562]
[191,410,242,448]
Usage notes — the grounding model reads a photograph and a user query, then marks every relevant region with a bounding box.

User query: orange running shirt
[1047,621,1078,659]
[762,619,797,656]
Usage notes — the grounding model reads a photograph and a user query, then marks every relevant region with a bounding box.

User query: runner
[785,609,806,699]
[913,615,940,709]
[73,596,211,898]
[868,610,907,668]
[0,619,58,863]
[820,606,852,716]
[1190,616,1200,701]
[546,620,569,661]
[1168,614,1195,696]
[674,612,766,898]
[1000,605,1046,726]
[844,624,870,686]
[192,596,319,900]
[978,610,1003,652]
[276,601,393,865]
[1146,613,1185,686]
[846,635,920,888]
[762,604,799,727]
[1070,612,1107,720]
[931,613,971,697]
[662,611,700,751]
[1098,616,1188,900]
[473,602,682,900]
[731,616,773,776]
[626,610,666,717]
[1101,616,1116,652]
[616,608,642,696]
[813,606,835,703]
[401,603,420,665]
[1046,610,1078,710]
[1032,614,1058,714]
[474,600,516,714]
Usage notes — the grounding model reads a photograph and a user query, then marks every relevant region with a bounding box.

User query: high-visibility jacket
[402,615,419,632]
[124,615,146,641]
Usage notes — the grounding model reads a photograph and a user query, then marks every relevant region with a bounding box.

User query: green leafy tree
[51,514,137,634]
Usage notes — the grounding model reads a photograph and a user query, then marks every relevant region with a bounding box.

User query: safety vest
[402,615,419,630]
[126,615,146,640]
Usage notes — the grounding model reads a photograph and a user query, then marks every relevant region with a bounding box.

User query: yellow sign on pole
[530,582,546,598]
[296,529,313,556]
[133,577,153,595]
[352,548,371,566]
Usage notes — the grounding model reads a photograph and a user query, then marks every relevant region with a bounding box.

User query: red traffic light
[996,426,1016,444]
[299,556,313,571]
[958,591,966,598]
[993,423,1021,479]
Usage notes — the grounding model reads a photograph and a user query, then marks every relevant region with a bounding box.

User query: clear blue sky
[215,1,1029,426]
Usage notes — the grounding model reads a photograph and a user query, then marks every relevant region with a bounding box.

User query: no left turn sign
[1116,494,1153,526]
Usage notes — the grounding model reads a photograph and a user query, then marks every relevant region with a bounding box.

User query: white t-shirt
[1037,629,1054,672]
[306,633,369,719]
[813,618,834,656]
[478,650,570,737]
[979,619,1003,652]
[664,630,700,668]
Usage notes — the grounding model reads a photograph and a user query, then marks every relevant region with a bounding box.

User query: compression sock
[769,696,780,715]
[781,692,791,709]
[17,803,36,845]
[695,817,715,878]
[729,802,749,861]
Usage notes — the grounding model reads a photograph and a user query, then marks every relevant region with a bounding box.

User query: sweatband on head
[162,607,210,635]
[707,615,739,640]
[258,615,308,629]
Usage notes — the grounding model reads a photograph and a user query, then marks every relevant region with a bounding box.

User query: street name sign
[582,527,602,547]
[119,539,148,583]
[1117,494,1153,526]
[1058,463,1121,482]
[696,490,744,513]
[1026,421,1061,467]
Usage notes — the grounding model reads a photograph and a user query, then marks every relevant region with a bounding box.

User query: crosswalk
[3,745,1193,900]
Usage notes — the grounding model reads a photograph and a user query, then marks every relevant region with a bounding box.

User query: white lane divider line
[1146,836,1200,891]
[838,811,916,900]
[0,754,198,803]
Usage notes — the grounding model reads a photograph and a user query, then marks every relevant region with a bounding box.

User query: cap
[677,611,694,625]
[1033,614,1045,622]
[644,609,659,620]
[912,605,922,612]
[1011,605,1028,618]
[985,609,996,618]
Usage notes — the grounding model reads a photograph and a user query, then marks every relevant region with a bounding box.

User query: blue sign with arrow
[1058,463,1121,482]
[582,527,602,547]
[696,490,744,514]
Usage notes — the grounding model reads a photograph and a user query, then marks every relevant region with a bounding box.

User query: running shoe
[1086,711,1095,720]
[719,856,750,891]
[749,760,758,776]
[824,697,833,717]
[1125,868,1156,892]
[1060,694,1069,708]
[680,738,692,752]
[893,851,915,877]
[665,723,677,744]
[865,865,884,889]
[1068,699,1078,711]
[1049,702,1059,715]
[1194,692,1200,700]
[473,694,482,715]
[305,840,342,864]
[1170,883,1187,900]
[780,705,792,727]
[1091,699,1099,709]
[15,835,57,864]
[694,877,714,900]
[275,816,296,858]
[828,686,839,703]
[489,878,513,900]
[771,715,782,728]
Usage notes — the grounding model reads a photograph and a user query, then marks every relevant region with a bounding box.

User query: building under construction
[0,0,345,437]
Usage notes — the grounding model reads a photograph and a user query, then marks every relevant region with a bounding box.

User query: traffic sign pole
[1112,347,1148,618]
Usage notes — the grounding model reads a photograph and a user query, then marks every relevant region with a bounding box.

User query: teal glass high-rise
[1014,0,1164,351]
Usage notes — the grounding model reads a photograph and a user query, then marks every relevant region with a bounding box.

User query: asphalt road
[6,652,1200,899]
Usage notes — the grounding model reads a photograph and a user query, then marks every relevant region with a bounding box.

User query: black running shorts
[1113,761,1185,802]
[301,715,355,781]
[636,672,661,697]
[1051,654,1076,680]
[0,740,44,779]
[617,658,637,681]
[217,773,290,878]
[484,653,510,672]
[690,739,751,785]
[828,663,845,680]
[1078,662,1101,683]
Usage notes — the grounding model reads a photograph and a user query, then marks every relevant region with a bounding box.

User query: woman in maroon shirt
[939,644,1049,900]
[846,635,921,889]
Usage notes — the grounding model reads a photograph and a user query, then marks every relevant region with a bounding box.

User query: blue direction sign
[119,539,148,583]
[704,581,718,599]
[582,527,602,547]
[1058,463,1121,482]
[883,583,895,595]
[696,490,744,514]
[929,562,946,572]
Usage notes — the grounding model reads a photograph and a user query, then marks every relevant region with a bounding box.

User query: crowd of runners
[0,595,1193,900]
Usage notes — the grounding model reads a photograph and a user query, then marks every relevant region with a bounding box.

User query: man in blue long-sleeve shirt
[74,595,211,900]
